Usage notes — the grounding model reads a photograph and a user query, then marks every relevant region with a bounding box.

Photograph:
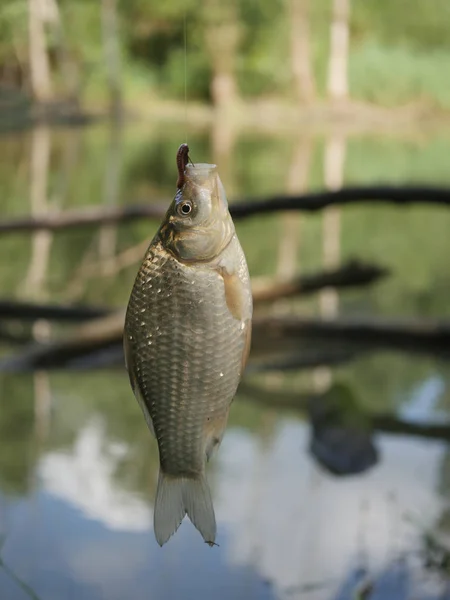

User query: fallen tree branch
[64,238,151,301]
[245,349,356,374]
[251,260,387,303]
[0,203,166,234]
[231,185,450,218]
[0,260,388,325]
[1,185,450,234]
[373,415,450,441]
[238,383,450,442]
[254,315,450,356]
[0,323,34,345]
[0,300,108,322]
[2,312,450,371]
[0,310,125,371]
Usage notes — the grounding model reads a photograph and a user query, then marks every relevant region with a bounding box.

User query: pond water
[0,120,449,599]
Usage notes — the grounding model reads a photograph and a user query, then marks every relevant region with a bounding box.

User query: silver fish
[124,146,252,546]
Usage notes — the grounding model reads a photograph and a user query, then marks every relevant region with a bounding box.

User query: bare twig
[64,238,150,300]
[0,557,43,600]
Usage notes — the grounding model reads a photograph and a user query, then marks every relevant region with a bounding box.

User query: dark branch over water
[1,185,450,233]
[0,300,107,322]
[0,260,387,326]
[3,313,450,372]
[239,383,450,442]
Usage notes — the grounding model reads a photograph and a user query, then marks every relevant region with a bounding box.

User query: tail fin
[153,470,216,546]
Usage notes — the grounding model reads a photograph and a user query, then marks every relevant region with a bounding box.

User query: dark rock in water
[307,383,379,476]
[310,426,379,476]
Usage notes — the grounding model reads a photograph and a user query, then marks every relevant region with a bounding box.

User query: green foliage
[236,0,290,97]
[2,0,450,108]
[350,38,450,109]
[58,1,103,65]
[0,375,35,495]
[0,1,27,62]
[352,0,450,52]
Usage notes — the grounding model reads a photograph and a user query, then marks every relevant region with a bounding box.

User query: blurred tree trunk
[24,126,52,295]
[51,4,79,103]
[290,0,315,104]
[327,0,350,101]
[313,133,346,393]
[28,0,52,101]
[277,136,313,279]
[204,0,240,111]
[98,122,122,274]
[320,134,346,318]
[211,114,237,195]
[101,0,122,117]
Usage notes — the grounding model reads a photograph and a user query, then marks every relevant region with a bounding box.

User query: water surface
[0,121,449,599]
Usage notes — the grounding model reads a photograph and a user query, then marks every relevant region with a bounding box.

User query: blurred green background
[2,0,450,115]
[0,2,450,599]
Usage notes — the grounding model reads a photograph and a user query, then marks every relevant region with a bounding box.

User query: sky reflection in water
[0,407,447,600]
[0,122,450,599]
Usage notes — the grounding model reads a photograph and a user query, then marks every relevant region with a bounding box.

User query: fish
[124,144,252,546]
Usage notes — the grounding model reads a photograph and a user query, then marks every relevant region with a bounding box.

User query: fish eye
[178,201,193,216]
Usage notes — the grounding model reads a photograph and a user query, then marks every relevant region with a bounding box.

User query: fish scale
[126,241,244,474]
[124,160,252,545]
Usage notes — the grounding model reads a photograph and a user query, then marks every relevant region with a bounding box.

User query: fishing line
[184,10,188,144]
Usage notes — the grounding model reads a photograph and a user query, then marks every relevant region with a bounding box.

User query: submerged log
[0,260,388,325]
[246,348,355,373]
[2,312,450,372]
[0,323,34,345]
[0,310,125,371]
[254,315,450,356]
[0,300,108,322]
[0,185,450,234]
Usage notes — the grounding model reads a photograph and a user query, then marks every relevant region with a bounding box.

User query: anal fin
[204,410,230,461]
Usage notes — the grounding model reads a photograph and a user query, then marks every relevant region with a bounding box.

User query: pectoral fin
[216,266,252,376]
[218,268,247,322]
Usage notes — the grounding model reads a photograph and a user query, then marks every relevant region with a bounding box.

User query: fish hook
[176,143,194,189]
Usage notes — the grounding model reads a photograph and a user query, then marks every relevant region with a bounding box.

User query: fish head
[160,163,235,262]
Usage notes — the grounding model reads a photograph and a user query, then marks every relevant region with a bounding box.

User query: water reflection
[39,418,152,532]
[218,426,446,597]
[0,368,449,599]
[0,119,450,598]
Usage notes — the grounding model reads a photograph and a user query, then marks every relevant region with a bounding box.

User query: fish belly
[125,240,247,475]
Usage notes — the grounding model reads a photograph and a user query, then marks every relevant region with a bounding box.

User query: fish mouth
[185,163,229,215]
[185,163,217,181]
